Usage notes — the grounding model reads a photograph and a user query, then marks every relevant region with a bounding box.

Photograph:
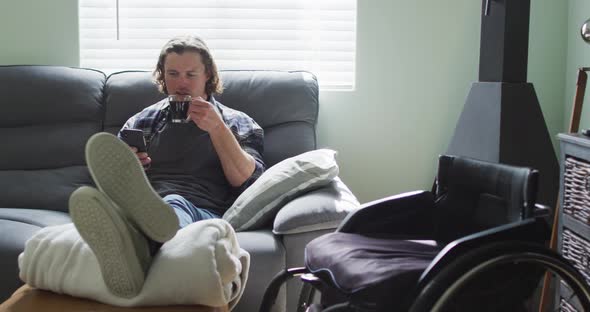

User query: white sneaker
[69,186,151,298]
[85,132,179,242]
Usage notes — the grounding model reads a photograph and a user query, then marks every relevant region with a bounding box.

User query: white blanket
[18,219,249,310]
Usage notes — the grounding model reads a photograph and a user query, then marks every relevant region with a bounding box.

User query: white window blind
[79,0,357,90]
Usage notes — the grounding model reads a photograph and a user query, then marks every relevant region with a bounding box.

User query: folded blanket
[18,219,249,310]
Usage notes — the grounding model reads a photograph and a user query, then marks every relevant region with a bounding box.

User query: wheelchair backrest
[433,155,538,243]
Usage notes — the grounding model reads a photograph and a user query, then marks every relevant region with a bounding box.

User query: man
[69,35,265,298]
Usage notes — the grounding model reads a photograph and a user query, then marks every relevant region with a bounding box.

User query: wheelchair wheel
[409,242,590,312]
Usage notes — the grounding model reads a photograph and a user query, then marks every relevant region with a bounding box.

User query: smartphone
[120,129,147,152]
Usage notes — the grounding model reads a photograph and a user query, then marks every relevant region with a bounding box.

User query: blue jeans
[163,194,220,228]
[148,194,220,255]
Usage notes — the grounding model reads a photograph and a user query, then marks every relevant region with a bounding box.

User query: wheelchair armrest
[534,203,551,218]
[417,217,550,287]
[337,190,436,237]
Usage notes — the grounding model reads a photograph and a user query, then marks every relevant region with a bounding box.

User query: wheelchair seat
[260,155,590,312]
[305,233,440,308]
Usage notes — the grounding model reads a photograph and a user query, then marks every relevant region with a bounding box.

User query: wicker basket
[560,297,579,312]
[563,157,590,224]
[562,228,590,286]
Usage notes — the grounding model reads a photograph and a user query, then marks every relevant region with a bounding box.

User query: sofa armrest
[272,177,360,235]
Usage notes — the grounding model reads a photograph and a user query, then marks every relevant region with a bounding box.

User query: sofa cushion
[103,70,319,167]
[216,70,319,167]
[0,167,92,213]
[273,177,360,235]
[0,219,45,302]
[0,66,105,127]
[0,208,71,228]
[103,71,167,135]
[223,149,339,231]
[0,208,70,302]
[0,66,104,212]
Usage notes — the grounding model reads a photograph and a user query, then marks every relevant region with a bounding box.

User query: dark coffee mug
[168,95,192,123]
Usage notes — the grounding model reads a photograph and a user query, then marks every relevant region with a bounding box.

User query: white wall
[0,0,568,203]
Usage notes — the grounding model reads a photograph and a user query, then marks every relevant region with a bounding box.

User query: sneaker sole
[85,132,178,242]
[69,186,144,298]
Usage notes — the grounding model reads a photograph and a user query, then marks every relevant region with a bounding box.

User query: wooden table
[0,285,228,312]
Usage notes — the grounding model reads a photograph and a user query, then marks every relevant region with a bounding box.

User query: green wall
[319,0,567,202]
[0,0,78,66]
[565,0,590,130]
[0,0,571,203]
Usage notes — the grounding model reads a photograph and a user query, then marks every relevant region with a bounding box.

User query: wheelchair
[260,155,590,312]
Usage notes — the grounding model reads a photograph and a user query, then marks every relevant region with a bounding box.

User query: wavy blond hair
[153,35,223,96]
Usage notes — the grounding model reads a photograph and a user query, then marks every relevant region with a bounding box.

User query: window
[79,0,357,90]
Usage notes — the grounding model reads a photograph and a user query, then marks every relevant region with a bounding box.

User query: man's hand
[187,97,224,132]
[130,146,151,168]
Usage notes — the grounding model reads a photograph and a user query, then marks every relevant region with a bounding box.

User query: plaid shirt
[118,96,265,193]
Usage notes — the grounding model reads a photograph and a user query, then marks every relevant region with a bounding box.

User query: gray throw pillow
[223,149,339,231]
[272,177,360,234]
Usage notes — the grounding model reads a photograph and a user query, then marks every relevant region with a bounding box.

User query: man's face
[163,51,210,98]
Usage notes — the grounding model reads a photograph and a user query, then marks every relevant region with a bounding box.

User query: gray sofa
[0,65,358,311]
